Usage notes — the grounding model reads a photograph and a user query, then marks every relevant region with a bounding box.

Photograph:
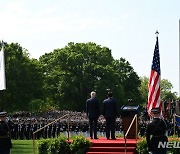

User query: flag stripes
[147,35,161,116]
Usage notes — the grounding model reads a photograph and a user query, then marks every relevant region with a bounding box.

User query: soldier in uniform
[146,108,168,154]
[0,112,12,154]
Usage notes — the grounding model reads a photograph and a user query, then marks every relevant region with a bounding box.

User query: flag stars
[151,40,160,74]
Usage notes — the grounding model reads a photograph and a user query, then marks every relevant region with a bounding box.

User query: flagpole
[179,19,180,97]
[155,30,159,37]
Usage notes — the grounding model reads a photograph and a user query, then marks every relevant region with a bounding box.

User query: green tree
[139,76,149,106]
[160,79,177,100]
[113,58,142,106]
[40,43,125,111]
[139,77,177,107]
[0,42,44,111]
[1,41,177,112]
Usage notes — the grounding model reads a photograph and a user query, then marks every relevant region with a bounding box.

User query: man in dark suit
[0,112,12,154]
[86,91,100,139]
[103,92,117,140]
[146,107,168,154]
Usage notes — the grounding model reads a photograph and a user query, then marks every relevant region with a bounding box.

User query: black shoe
[94,137,99,139]
[107,138,110,140]
[111,138,116,140]
[90,137,93,139]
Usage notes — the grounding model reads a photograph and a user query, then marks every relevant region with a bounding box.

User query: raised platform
[86,137,139,154]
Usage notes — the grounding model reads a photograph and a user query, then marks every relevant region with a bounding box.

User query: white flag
[0,44,6,90]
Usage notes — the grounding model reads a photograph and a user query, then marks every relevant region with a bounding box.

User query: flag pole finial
[1,40,4,46]
[155,31,159,37]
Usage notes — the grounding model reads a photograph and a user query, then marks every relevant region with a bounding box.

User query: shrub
[168,137,180,154]
[136,138,148,154]
[38,138,51,154]
[38,136,70,154]
[48,136,70,154]
[136,137,180,154]
[38,135,91,154]
[70,135,91,154]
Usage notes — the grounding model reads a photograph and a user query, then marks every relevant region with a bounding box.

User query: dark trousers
[89,117,98,138]
[0,149,10,154]
[105,117,116,139]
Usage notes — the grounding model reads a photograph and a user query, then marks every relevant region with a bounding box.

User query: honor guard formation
[0,104,179,141]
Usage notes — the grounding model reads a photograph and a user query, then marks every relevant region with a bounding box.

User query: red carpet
[86,137,139,154]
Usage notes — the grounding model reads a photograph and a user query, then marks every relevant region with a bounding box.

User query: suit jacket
[86,98,100,118]
[103,98,117,118]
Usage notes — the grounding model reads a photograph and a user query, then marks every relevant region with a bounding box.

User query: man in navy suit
[86,91,100,139]
[103,92,117,140]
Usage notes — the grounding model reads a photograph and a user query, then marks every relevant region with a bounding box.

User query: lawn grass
[11,140,38,154]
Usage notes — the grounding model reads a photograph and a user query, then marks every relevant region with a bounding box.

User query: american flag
[147,35,161,116]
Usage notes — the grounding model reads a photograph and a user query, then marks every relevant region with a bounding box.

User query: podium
[121,105,139,139]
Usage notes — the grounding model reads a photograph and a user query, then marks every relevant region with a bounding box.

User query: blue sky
[0,0,179,95]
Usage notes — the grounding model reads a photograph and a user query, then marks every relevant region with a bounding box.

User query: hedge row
[136,137,180,154]
[38,135,91,154]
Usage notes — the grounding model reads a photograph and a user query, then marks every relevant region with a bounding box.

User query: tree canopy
[0,41,177,112]
[39,42,142,111]
[0,42,44,111]
[139,76,177,106]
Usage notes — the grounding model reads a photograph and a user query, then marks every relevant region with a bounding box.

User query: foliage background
[0,42,177,112]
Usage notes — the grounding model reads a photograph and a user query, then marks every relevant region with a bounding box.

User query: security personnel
[86,91,100,139]
[146,108,168,154]
[0,112,12,154]
[103,92,117,140]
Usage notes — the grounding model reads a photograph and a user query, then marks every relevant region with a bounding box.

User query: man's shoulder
[86,98,91,102]
[0,121,9,129]
[104,98,116,102]
[87,98,93,102]
[87,98,99,102]
[146,121,154,130]
[147,118,160,126]
[103,98,109,103]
